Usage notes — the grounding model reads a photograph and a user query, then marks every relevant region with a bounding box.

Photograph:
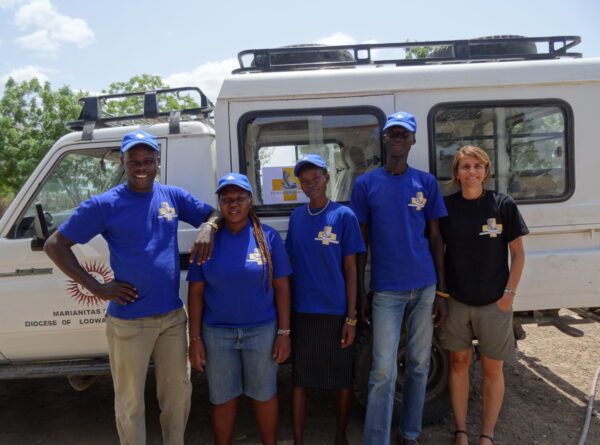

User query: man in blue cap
[350,112,448,445]
[44,130,220,445]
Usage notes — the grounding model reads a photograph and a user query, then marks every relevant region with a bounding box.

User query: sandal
[480,434,494,444]
[454,430,468,444]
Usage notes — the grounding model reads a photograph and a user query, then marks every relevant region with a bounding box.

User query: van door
[223,95,394,232]
[0,143,125,361]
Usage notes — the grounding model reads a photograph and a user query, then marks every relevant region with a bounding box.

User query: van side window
[430,101,573,202]
[8,148,125,239]
[240,109,384,214]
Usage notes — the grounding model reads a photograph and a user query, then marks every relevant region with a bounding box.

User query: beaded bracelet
[203,221,219,230]
[277,329,291,336]
[190,336,201,342]
[504,288,517,294]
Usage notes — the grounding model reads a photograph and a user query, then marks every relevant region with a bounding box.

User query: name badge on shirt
[158,202,178,221]
[479,218,503,237]
[408,192,427,211]
[314,226,339,245]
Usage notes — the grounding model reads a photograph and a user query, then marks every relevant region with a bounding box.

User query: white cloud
[163,33,369,102]
[1,65,54,83]
[316,33,356,46]
[164,58,238,103]
[0,0,24,8]
[13,0,94,54]
[16,29,59,52]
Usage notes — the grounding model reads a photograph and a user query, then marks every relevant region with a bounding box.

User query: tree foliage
[101,74,199,116]
[0,74,197,201]
[404,46,435,59]
[0,78,85,196]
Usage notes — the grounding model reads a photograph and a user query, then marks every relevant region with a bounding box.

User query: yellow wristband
[435,291,450,298]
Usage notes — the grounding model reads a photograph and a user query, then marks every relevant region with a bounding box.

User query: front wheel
[354,325,450,425]
[67,375,97,391]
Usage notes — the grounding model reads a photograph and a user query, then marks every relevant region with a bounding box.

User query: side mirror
[31,202,49,251]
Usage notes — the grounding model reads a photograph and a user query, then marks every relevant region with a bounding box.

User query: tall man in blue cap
[350,112,448,445]
[44,130,220,445]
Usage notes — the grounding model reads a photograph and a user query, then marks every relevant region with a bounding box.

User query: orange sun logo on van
[66,261,113,306]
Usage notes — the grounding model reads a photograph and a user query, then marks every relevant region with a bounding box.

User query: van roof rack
[233,35,582,74]
[66,87,214,139]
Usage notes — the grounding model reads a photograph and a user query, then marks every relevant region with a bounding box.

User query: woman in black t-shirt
[439,146,528,445]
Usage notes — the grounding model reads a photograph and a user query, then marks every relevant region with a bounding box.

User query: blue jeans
[362,285,436,444]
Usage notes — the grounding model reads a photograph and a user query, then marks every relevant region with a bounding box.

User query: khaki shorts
[439,297,515,362]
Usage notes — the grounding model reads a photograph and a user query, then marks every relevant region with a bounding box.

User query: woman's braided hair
[248,206,273,288]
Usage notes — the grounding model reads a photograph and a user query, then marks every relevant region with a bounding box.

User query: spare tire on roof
[252,44,354,69]
[430,35,537,58]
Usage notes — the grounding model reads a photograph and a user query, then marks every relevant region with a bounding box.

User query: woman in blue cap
[187,173,292,445]
[285,154,365,445]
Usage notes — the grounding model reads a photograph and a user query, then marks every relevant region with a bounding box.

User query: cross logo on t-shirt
[157,202,177,221]
[247,248,265,265]
[408,192,427,210]
[479,218,503,238]
[314,226,340,245]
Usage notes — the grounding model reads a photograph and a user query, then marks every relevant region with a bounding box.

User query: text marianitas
[53,309,103,317]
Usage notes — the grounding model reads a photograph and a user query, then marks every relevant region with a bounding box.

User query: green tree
[101,74,199,116]
[404,46,435,59]
[0,78,84,197]
[0,73,199,203]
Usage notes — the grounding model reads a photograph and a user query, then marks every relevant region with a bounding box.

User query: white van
[0,36,598,422]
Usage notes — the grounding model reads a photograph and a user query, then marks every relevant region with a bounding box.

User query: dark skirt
[291,312,354,389]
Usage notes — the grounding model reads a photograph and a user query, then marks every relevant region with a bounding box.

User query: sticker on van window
[262,166,309,204]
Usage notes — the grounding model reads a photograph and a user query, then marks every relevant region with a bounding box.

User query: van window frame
[6,142,165,240]
[237,106,386,216]
[427,99,575,204]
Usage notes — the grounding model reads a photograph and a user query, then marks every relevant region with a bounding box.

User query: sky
[0,0,598,101]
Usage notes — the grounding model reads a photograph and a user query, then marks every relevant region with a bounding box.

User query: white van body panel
[0,122,215,362]
[1,53,598,364]
[216,58,600,313]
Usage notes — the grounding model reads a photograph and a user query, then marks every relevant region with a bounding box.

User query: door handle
[0,268,53,278]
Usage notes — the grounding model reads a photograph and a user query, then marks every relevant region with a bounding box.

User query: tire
[67,375,97,391]
[430,35,537,59]
[252,44,354,69]
[354,325,450,426]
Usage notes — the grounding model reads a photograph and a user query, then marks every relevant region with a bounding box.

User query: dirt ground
[0,311,598,444]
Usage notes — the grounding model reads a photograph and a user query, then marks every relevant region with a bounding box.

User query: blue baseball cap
[120,130,160,153]
[216,173,253,194]
[293,154,328,177]
[382,111,417,133]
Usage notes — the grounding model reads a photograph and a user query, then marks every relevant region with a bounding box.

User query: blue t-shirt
[285,202,365,315]
[349,166,447,292]
[186,220,292,328]
[59,183,213,319]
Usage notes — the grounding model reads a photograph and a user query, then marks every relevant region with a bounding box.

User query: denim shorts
[202,320,278,404]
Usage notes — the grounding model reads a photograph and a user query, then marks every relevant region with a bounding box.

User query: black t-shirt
[440,190,529,306]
